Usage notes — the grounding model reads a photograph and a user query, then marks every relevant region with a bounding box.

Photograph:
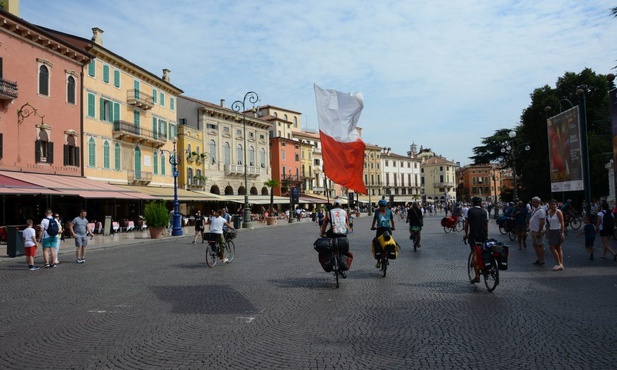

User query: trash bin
[233,215,242,229]
[7,226,25,258]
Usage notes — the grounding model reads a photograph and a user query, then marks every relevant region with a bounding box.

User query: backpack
[46,217,59,237]
[603,212,615,232]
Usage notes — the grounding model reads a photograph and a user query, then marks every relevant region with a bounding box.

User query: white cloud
[23,0,617,164]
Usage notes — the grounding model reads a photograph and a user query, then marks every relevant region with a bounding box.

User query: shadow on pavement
[151,285,257,314]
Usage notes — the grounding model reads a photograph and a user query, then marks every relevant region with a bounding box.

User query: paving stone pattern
[0,215,616,369]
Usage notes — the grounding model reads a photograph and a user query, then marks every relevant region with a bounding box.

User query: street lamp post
[501,130,530,202]
[577,88,592,217]
[282,170,295,223]
[162,142,182,236]
[232,91,259,230]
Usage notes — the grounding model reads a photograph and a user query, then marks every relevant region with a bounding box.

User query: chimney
[91,27,104,46]
[5,0,20,16]
[220,99,225,108]
[162,69,170,82]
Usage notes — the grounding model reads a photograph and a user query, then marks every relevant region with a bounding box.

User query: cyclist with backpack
[596,202,616,260]
[38,209,59,268]
[371,199,395,238]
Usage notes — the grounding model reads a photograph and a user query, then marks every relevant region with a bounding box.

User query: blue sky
[22,0,617,165]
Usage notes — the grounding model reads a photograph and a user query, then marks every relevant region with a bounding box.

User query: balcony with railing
[0,78,18,100]
[127,89,154,110]
[433,181,456,188]
[186,176,206,189]
[224,164,262,177]
[113,120,166,148]
[127,170,152,185]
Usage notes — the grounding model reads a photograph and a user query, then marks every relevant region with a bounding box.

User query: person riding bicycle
[560,199,575,220]
[463,196,489,283]
[371,198,395,237]
[406,202,424,248]
[206,209,235,263]
[320,199,349,238]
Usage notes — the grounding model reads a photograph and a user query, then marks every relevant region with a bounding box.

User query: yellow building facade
[49,28,183,189]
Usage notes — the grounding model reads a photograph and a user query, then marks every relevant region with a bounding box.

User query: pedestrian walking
[546,200,565,271]
[512,201,529,250]
[38,209,59,268]
[22,219,39,270]
[69,209,94,264]
[596,202,616,260]
[54,213,63,264]
[192,210,205,244]
[528,196,546,266]
[576,216,596,260]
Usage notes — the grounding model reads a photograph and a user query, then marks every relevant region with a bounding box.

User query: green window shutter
[88,138,96,167]
[99,98,105,121]
[153,151,158,175]
[113,70,120,88]
[160,92,165,107]
[170,97,175,111]
[161,155,166,175]
[88,60,95,77]
[87,93,95,117]
[133,110,140,126]
[114,144,121,170]
[152,88,157,104]
[103,142,110,169]
[152,117,158,138]
[103,65,109,83]
[113,102,120,122]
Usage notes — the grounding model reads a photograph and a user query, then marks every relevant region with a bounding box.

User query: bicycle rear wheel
[467,251,474,283]
[381,256,387,277]
[570,216,582,230]
[225,240,236,263]
[205,243,217,267]
[508,229,516,241]
[483,258,499,292]
[444,226,451,233]
[498,225,507,235]
[455,220,464,232]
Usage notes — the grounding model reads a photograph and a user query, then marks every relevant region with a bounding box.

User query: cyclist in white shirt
[206,209,234,263]
[320,200,349,238]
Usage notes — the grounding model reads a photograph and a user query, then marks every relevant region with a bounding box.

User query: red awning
[0,172,154,199]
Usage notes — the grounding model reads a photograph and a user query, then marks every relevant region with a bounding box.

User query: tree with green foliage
[263,179,280,214]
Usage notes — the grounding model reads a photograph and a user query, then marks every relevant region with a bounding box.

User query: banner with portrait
[546,107,583,192]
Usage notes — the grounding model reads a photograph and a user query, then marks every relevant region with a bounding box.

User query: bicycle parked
[497,217,516,241]
[205,230,236,267]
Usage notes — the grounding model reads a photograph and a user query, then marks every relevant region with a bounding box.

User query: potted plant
[264,179,280,225]
[143,201,169,239]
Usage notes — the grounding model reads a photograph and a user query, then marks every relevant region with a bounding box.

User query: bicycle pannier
[314,238,333,253]
[334,237,350,253]
[318,252,333,272]
[339,252,354,271]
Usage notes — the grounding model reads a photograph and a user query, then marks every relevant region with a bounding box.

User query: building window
[260,148,266,167]
[293,117,298,127]
[103,141,110,169]
[249,146,255,166]
[87,60,95,77]
[169,122,177,140]
[35,130,53,163]
[63,135,79,166]
[224,142,231,165]
[102,64,110,83]
[159,119,167,139]
[160,92,165,107]
[87,92,96,117]
[152,88,157,104]
[99,98,119,123]
[210,140,216,164]
[160,153,166,175]
[38,65,49,96]
[295,153,300,162]
[153,150,158,175]
[282,150,286,160]
[88,137,96,167]
[236,144,243,165]
[152,117,158,138]
[170,97,175,111]
[187,167,193,185]
[113,69,120,88]
[114,143,121,170]
[67,76,76,104]
[207,122,217,130]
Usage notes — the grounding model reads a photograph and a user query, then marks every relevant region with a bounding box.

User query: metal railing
[127,170,153,183]
[113,120,166,144]
[127,89,154,109]
[224,164,261,176]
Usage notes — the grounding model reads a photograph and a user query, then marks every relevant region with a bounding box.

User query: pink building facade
[0,10,90,176]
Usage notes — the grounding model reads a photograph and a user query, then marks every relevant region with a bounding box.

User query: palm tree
[264,179,280,214]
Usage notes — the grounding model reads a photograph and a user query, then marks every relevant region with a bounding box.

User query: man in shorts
[38,209,58,268]
[22,219,39,270]
[406,202,424,247]
[528,196,546,266]
[69,209,93,264]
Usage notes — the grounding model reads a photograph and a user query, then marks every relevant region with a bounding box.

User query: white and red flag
[314,84,367,195]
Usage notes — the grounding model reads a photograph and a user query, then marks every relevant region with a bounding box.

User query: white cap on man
[333,199,342,206]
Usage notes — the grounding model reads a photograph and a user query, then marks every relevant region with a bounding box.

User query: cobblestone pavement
[1,214,616,369]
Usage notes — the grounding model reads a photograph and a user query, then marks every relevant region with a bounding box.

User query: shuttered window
[102,65,110,83]
[114,143,121,170]
[113,70,120,88]
[67,76,76,104]
[103,141,110,169]
[88,138,96,167]
[38,65,49,96]
[87,60,95,77]
[87,93,95,117]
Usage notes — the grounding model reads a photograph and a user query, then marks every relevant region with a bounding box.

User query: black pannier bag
[334,237,350,253]
[314,238,333,253]
[318,252,333,272]
[339,252,354,271]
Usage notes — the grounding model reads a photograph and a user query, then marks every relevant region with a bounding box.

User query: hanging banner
[610,88,617,201]
[547,106,584,192]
